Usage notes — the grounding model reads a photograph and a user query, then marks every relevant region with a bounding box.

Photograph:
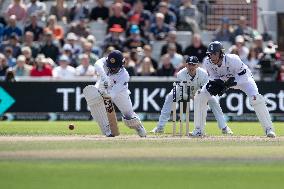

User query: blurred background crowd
[0,0,283,82]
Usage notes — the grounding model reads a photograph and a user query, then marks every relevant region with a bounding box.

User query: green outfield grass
[0,121,284,189]
[0,121,284,136]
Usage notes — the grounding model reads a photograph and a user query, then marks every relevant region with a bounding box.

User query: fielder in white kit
[83,50,147,137]
[192,41,276,137]
[151,56,233,135]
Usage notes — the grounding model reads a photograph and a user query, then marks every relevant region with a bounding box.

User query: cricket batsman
[83,50,147,137]
[192,41,275,137]
[151,56,233,135]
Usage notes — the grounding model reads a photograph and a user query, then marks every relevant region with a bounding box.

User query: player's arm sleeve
[94,58,108,80]
[231,55,247,84]
[199,70,209,88]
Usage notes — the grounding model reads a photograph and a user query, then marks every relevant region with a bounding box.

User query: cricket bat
[103,96,120,136]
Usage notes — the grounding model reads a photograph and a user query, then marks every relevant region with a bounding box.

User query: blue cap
[185,56,199,64]
[130,25,140,34]
[106,50,124,68]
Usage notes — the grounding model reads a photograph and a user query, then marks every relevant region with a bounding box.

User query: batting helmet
[206,41,225,55]
[106,50,125,68]
[185,56,199,65]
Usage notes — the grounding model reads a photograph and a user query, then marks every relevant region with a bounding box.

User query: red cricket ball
[69,124,75,130]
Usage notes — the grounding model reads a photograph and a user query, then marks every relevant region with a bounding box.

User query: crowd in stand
[0,0,283,81]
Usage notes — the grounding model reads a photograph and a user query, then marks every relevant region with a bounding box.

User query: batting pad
[83,85,111,136]
[122,116,142,129]
[193,91,208,134]
[250,94,274,132]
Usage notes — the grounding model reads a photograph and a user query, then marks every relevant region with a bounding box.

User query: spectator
[123,52,136,76]
[127,0,151,35]
[149,13,171,41]
[49,0,70,22]
[4,47,16,67]
[183,33,207,62]
[86,35,101,57]
[82,41,99,65]
[44,15,64,41]
[6,0,27,23]
[26,0,46,21]
[102,24,125,52]
[107,3,127,32]
[22,31,39,58]
[0,53,8,76]
[161,30,182,56]
[234,16,255,41]
[13,55,32,76]
[214,17,234,44]
[39,31,60,62]
[123,25,147,51]
[178,0,200,33]
[228,35,249,61]
[129,49,140,68]
[68,19,89,38]
[137,57,157,76]
[157,54,175,76]
[102,46,115,57]
[62,44,77,67]
[159,0,179,16]
[75,53,96,76]
[65,32,81,56]
[90,0,109,22]
[24,14,44,41]
[244,46,260,80]
[113,0,132,15]
[142,44,158,69]
[253,35,264,58]
[3,15,22,40]
[0,33,21,58]
[52,55,76,79]
[155,2,176,27]
[5,68,16,82]
[21,46,34,65]
[166,43,183,69]
[69,0,89,22]
[30,54,52,76]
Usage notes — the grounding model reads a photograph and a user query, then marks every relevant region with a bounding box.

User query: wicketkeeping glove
[206,79,226,96]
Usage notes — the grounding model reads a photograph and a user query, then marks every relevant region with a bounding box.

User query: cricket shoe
[188,129,205,137]
[106,134,115,137]
[135,125,147,137]
[150,127,164,134]
[222,126,233,135]
[266,128,276,138]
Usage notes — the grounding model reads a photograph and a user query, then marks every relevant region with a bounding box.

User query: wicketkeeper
[151,56,233,135]
[192,41,275,137]
[83,50,146,137]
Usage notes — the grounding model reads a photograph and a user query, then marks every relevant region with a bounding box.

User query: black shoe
[106,134,115,137]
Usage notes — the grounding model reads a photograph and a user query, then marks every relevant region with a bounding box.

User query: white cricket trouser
[111,90,136,119]
[157,89,227,129]
[195,75,274,134]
